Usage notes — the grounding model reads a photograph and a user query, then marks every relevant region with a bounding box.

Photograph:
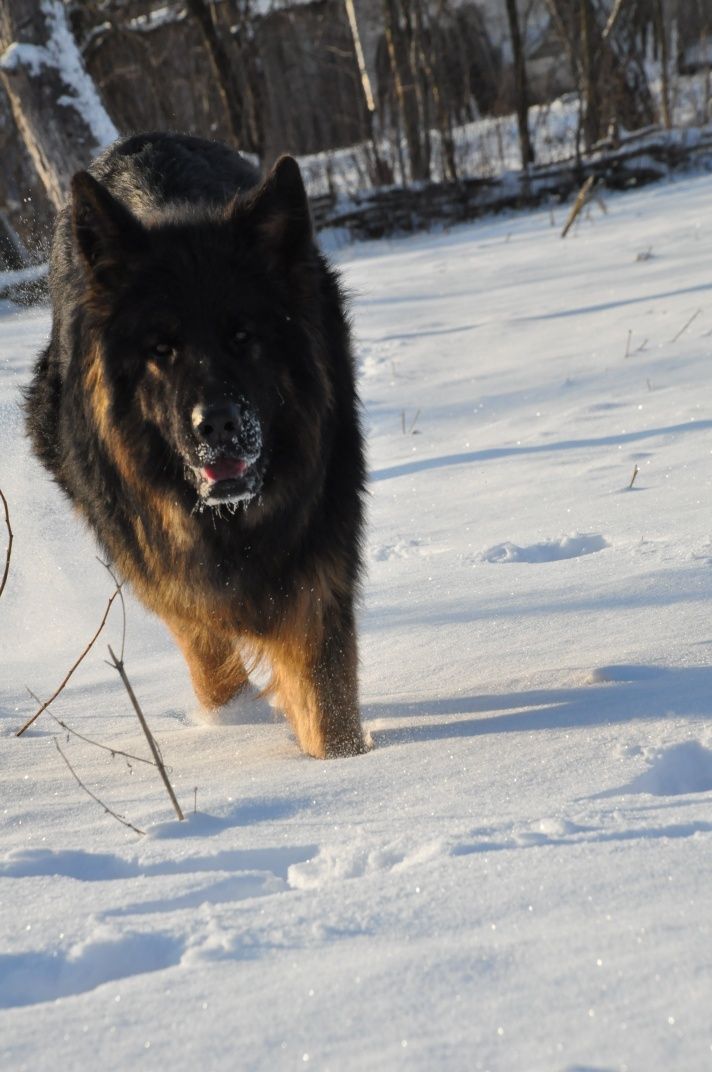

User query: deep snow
[2,173,712,1071]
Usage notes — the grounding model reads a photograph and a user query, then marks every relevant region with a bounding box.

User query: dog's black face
[71,158,326,516]
[94,236,283,513]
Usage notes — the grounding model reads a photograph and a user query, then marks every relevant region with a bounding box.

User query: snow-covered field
[2,174,712,1071]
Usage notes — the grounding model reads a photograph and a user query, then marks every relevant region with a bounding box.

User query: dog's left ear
[71,171,147,288]
[236,155,313,265]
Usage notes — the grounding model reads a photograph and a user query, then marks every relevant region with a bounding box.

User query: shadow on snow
[364,664,712,746]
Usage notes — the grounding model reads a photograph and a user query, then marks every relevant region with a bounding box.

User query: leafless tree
[0,0,694,248]
[185,0,262,155]
[506,0,535,168]
[0,0,117,210]
[653,0,672,129]
[382,0,431,181]
[546,0,656,150]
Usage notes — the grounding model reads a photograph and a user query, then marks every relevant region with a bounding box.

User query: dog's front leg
[167,618,249,710]
[265,603,366,759]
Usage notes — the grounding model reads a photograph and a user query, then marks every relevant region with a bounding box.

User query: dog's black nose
[191,401,241,448]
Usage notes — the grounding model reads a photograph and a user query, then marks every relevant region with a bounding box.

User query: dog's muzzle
[189,399,263,507]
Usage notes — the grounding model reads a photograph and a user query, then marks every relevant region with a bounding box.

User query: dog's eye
[150,342,177,361]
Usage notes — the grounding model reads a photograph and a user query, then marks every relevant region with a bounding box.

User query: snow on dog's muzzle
[189,399,263,508]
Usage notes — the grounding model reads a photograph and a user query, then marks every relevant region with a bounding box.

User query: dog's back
[86,132,260,217]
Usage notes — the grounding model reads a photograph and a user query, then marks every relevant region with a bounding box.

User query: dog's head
[70,156,330,515]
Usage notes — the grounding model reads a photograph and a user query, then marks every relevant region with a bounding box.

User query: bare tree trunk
[0,0,117,210]
[218,0,264,157]
[581,0,601,149]
[505,0,534,168]
[185,0,259,154]
[604,0,657,135]
[345,0,391,185]
[382,0,430,182]
[412,0,461,183]
[653,0,671,129]
[409,0,432,178]
[546,0,656,151]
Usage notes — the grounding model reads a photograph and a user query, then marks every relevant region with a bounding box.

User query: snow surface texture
[2,176,712,1070]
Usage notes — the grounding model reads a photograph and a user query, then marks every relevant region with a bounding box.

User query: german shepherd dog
[25,132,367,759]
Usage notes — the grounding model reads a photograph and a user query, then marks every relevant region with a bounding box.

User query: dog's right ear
[71,171,147,285]
[233,156,313,271]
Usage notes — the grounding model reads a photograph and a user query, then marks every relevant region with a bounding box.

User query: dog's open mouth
[203,457,248,483]
[190,453,261,508]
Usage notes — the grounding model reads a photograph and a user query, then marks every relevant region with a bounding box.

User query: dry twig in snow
[0,487,12,601]
[16,586,122,736]
[54,738,145,837]
[97,557,126,659]
[107,644,185,822]
[670,308,701,343]
[28,688,156,768]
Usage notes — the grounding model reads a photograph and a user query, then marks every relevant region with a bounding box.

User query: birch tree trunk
[345,0,392,185]
[0,0,118,210]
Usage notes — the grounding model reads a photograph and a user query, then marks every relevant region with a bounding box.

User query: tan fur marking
[85,347,144,496]
[85,346,195,592]
[84,349,113,444]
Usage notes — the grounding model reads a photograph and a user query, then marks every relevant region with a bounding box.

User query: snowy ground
[2,174,712,1071]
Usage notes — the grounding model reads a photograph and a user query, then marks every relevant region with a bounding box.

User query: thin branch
[26,685,153,766]
[107,645,185,822]
[670,308,701,343]
[97,558,126,661]
[53,716,155,766]
[0,487,13,601]
[16,587,122,737]
[628,464,640,490]
[54,738,145,836]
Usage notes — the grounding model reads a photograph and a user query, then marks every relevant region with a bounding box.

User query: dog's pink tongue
[203,458,247,482]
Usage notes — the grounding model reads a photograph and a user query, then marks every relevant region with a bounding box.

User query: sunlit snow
[2,174,712,1070]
